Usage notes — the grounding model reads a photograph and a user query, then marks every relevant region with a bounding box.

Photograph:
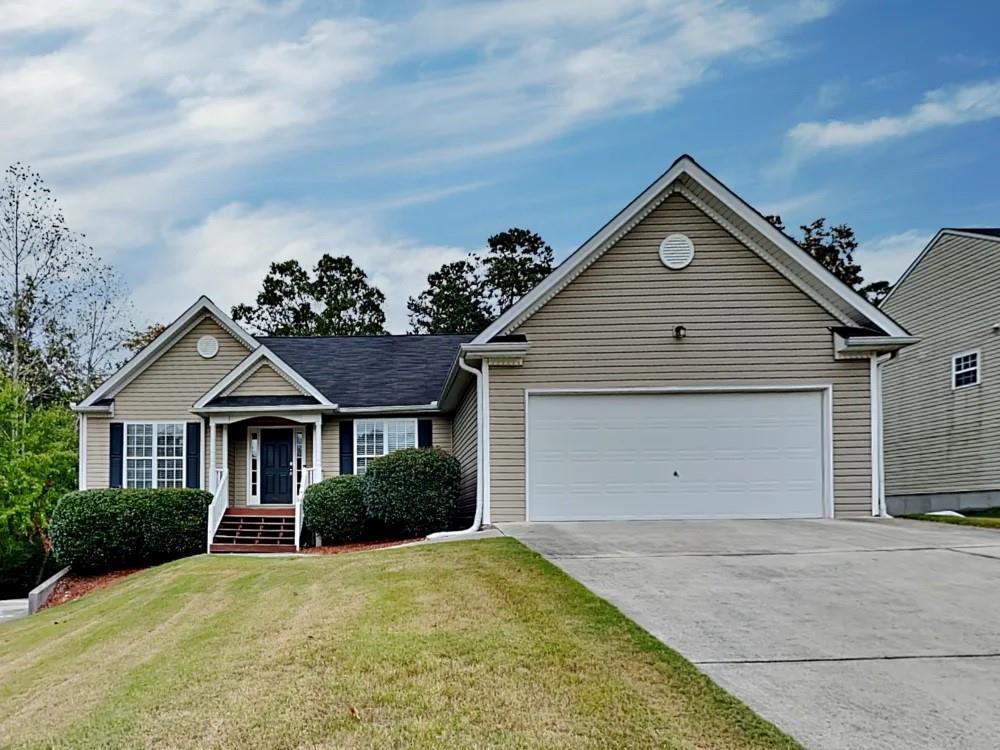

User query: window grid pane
[124,423,185,488]
[954,352,980,388]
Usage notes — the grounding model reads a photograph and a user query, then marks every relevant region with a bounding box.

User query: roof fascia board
[193,346,332,409]
[79,296,257,407]
[473,155,910,343]
[882,229,1000,306]
[338,403,441,414]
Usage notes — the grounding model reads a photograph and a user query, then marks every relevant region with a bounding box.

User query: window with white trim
[953,351,981,389]
[126,423,185,488]
[355,419,417,473]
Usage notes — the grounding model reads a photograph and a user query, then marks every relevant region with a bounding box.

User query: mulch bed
[302,538,423,555]
[39,568,145,611]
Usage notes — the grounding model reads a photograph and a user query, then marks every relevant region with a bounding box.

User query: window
[126,423,185,488]
[355,419,417,473]
[953,351,981,389]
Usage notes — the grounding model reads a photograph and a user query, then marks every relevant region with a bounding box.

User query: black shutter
[109,422,124,488]
[417,419,433,448]
[185,422,201,488]
[339,420,354,475]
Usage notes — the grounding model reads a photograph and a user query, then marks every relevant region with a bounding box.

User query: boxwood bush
[302,475,366,542]
[49,488,211,573]
[362,448,461,537]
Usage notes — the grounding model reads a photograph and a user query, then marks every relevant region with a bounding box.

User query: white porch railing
[294,467,316,552]
[207,468,229,552]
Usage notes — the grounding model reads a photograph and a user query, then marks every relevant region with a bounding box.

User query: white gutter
[873,352,893,516]
[338,402,440,414]
[428,356,485,540]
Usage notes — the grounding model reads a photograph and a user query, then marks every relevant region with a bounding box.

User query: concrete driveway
[500,518,1000,750]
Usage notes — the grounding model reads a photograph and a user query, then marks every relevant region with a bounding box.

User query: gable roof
[193,345,333,409]
[472,154,910,343]
[76,296,257,410]
[882,228,1000,306]
[261,334,475,409]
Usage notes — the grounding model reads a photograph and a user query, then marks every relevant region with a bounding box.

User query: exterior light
[673,325,687,340]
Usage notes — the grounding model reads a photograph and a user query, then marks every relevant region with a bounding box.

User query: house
[72,155,914,551]
[881,228,1000,515]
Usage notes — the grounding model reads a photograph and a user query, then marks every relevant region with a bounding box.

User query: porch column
[221,424,229,483]
[209,419,217,492]
[313,417,323,481]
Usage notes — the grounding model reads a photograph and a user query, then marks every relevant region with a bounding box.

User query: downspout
[427,354,485,539]
[874,352,893,516]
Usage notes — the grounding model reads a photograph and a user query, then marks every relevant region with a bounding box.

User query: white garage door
[527,390,827,521]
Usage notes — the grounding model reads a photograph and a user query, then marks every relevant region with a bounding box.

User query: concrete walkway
[501,518,1000,750]
[0,598,29,622]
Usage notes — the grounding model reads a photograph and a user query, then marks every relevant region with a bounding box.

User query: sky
[2,0,999,332]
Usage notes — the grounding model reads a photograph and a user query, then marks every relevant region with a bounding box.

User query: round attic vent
[659,233,695,270]
[197,335,219,359]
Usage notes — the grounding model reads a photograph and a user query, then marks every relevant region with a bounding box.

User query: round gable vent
[659,233,695,270]
[197,335,219,359]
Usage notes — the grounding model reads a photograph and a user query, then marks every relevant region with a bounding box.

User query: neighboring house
[881,228,1000,515]
[73,155,914,551]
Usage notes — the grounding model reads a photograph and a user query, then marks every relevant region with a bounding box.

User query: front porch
[204,412,326,553]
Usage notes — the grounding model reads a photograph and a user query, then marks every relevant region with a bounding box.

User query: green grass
[903,506,1000,528]
[0,538,801,750]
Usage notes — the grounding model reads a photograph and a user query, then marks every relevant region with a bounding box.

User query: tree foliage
[123,322,168,354]
[0,375,77,595]
[233,255,387,336]
[765,215,891,304]
[408,227,554,334]
[0,163,134,404]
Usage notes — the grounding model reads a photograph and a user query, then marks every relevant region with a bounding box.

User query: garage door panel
[527,391,826,521]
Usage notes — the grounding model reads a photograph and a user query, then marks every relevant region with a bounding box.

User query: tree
[0,163,134,404]
[123,322,168,354]
[766,215,891,304]
[481,228,554,312]
[0,375,77,596]
[407,260,493,335]
[408,227,554,334]
[233,255,387,336]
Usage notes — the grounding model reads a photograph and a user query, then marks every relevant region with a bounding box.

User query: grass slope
[0,538,800,750]
[904,507,1000,529]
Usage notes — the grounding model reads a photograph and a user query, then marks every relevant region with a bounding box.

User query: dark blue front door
[261,429,293,504]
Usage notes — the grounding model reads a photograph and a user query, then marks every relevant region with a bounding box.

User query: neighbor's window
[355,419,417,473]
[953,351,981,389]
[126,423,185,488]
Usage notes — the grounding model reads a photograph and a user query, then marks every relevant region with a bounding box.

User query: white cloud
[133,203,469,332]
[0,0,834,315]
[789,79,1000,150]
[856,229,931,286]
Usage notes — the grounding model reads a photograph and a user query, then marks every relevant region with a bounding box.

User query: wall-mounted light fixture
[673,325,687,340]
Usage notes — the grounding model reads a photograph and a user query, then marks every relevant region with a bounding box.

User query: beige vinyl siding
[882,233,1000,496]
[432,417,453,454]
[227,363,305,397]
[488,192,872,522]
[451,384,478,521]
[83,316,249,490]
[114,317,251,419]
[85,414,111,488]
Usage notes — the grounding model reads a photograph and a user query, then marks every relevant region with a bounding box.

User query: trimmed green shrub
[302,475,366,542]
[49,489,211,573]
[362,448,461,537]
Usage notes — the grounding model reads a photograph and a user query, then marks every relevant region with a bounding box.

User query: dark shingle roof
[260,334,475,408]
[207,395,318,407]
[947,227,1000,238]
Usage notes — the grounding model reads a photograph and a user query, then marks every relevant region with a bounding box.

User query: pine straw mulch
[301,538,423,555]
[39,568,145,611]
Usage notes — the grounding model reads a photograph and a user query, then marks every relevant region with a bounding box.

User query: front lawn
[903,507,1000,529]
[0,539,800,750]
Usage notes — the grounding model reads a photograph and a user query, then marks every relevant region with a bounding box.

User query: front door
[260,429,293,504]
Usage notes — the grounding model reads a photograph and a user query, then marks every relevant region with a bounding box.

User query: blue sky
[3,0,999,331]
